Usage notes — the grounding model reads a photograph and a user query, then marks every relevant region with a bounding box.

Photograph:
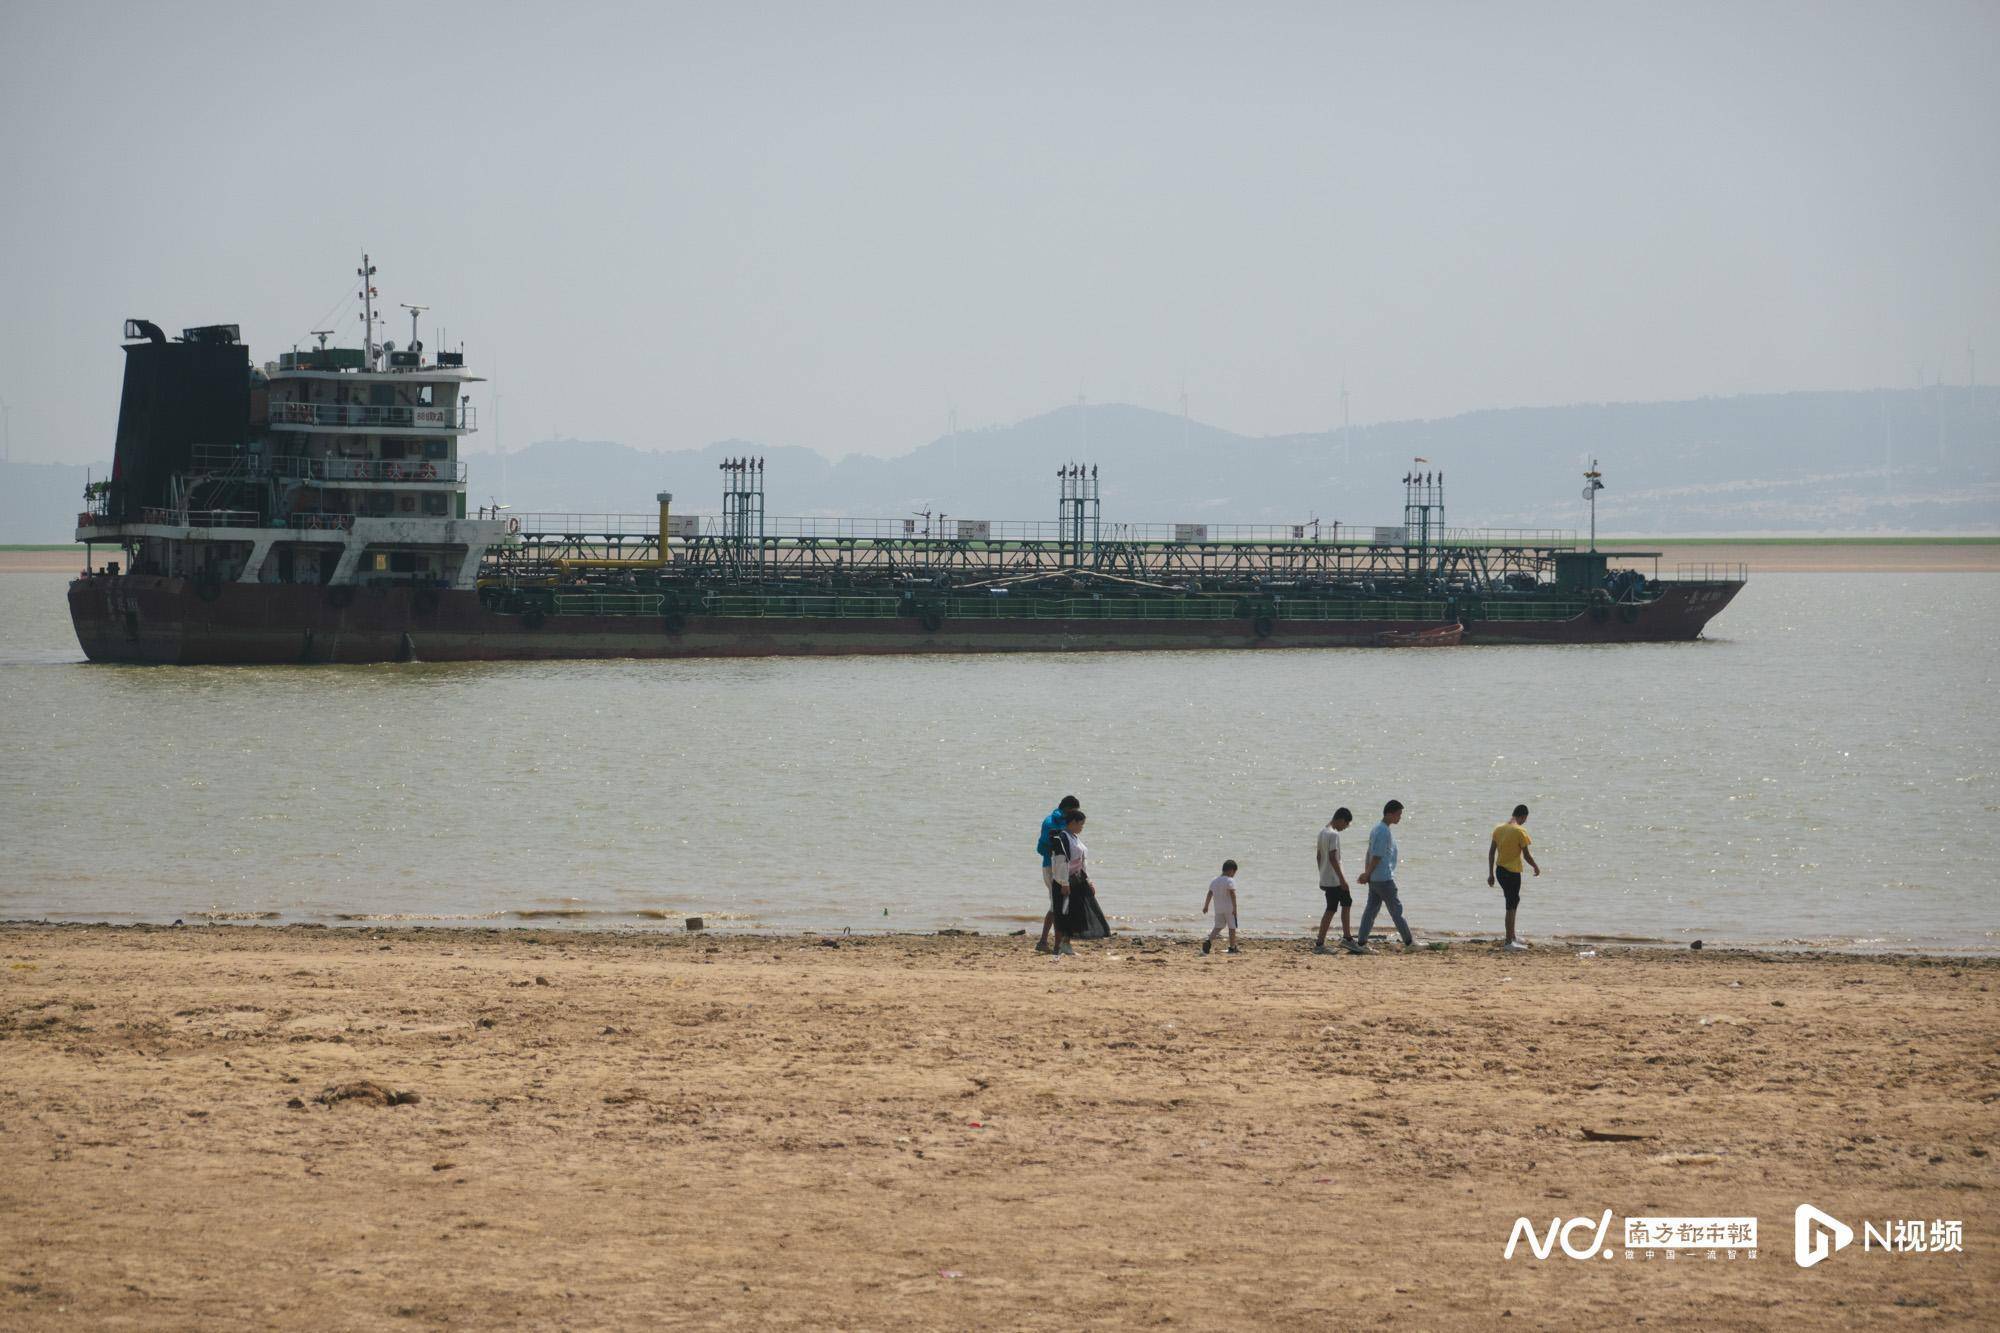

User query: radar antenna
[310,330,334,352]
[400,303,429,358]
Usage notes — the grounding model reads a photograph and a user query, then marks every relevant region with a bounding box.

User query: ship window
[424,439,448,460]
[370,384,394,407]
[381,439,408,459]
[416,385,435,407]
[423,492,447,515]
[398,494,417,513]
[372,553,389,572]
[389,553,419,574]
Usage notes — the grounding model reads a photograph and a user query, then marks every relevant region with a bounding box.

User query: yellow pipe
[541,492,678,570]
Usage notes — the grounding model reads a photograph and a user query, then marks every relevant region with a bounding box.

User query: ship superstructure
[77,258,511,606]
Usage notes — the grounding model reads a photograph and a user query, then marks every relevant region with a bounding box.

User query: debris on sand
[317,1081,421,1107]
[1580,1127,1655,1142]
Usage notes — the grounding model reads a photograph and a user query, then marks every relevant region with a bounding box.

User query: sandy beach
[1,924,1992,1329]
[0,551,93,575]
[1617,542,2000,574]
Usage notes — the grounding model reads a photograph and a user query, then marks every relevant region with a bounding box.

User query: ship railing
[138,507,263,528]
[273,456,467,483]
[189,443,269,475]
[266,401,476,431]
[1662,563,1749,582]
[506,514,1582,548]
[284,512,359,532]
[1434,528,1579,548]
[554,591,667,617]
[667,595,1464,622]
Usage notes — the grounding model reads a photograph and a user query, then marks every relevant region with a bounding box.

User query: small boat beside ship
[68,263,1745,665]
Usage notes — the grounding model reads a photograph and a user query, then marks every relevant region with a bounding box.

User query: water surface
[1,572,1994,950]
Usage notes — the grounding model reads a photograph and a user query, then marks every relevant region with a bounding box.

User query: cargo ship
[69,264,1745,664]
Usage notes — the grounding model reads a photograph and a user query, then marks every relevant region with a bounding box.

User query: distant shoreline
[11,538,2000,575]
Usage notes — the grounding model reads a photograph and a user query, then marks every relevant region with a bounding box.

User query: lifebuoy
[506,517,521,534]
[417,461,437,480]
[1252,612,1276,639]
[919,608,945,633]
[384,461,404,480]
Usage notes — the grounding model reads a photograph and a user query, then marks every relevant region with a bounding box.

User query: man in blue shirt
[1035,795,1081,953]
[1353,799,1416,953]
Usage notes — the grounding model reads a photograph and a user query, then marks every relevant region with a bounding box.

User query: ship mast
[357,253,379,370]
[1582,460,1604,551]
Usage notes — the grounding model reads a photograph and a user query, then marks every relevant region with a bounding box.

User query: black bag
[1072,883,1111,941]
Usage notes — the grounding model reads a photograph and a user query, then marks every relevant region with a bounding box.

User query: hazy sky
[2,1,1995,465]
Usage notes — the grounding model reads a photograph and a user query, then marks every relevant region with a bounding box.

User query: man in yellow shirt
[1487,804,1541,950]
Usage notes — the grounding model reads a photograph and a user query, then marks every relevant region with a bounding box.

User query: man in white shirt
[1313,808,1354,955]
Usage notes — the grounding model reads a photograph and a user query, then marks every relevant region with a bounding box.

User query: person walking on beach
[1047,809,1095,959]
[1354,800,1416,953]
[1488,804,1540,950]
[1202,860,1240,955]
[1314,808,1354,955]
[1035,795,1081,953]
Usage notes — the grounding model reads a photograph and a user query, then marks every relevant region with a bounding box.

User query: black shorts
[1322,884,1351,910]
[1496,866,1522,909]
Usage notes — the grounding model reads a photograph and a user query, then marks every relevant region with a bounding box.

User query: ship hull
[68,576,1745,664]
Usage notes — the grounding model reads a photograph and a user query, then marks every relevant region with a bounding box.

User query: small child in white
[1202,860,1240,955]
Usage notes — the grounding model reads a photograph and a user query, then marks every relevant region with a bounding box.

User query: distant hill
[6,386,1994,542]
[487,387,1999,535]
